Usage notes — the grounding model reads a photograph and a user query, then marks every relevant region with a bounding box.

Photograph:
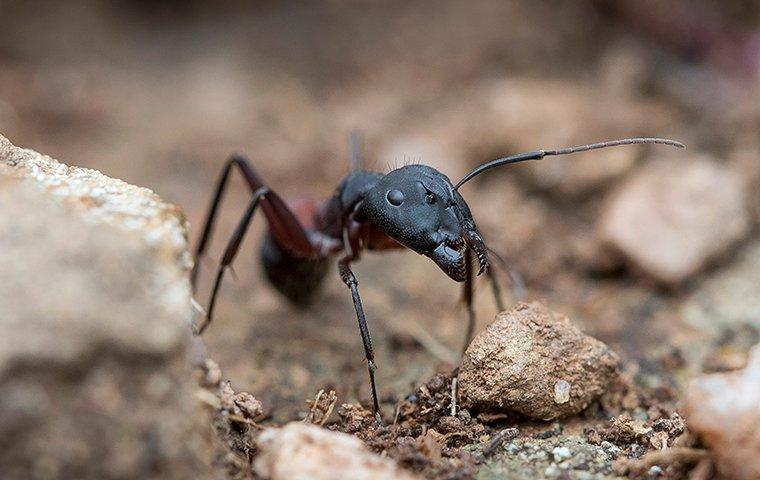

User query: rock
[254,423,421,480]
[681,240,760,334]
[459,302,619,420]
[602,414,651,444]
[218,381,264,420]
[599,155,750,285]
[683,345,760,480]
[0,135,206,478]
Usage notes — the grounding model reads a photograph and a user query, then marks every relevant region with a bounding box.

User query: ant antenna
[349,130,363,172]
[453,137,685,190]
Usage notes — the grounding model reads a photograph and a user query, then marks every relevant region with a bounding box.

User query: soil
[2,1,758,478]
[202,361,694,479]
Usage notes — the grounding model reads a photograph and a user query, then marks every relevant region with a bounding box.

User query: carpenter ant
[191,135,684,422]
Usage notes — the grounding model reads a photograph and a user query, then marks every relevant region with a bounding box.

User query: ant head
[361,164,487,282]
[355,136,684,282]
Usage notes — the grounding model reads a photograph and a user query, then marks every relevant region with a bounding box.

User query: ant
[191,135,684,422]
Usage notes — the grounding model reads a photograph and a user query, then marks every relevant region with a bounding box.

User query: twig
[303,389,323,423]
[393,403,402,426]
[227,414,262,429]
[190,297,207,317]
[319,394,336,426]
[450,377,458,416]
[303,389,337,425]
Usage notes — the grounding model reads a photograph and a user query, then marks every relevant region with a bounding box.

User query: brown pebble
[459,301,619,420]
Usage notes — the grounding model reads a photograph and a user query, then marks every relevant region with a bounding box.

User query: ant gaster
[191,135,684,422]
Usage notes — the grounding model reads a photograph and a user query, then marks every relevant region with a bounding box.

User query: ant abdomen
[260,232,330,306]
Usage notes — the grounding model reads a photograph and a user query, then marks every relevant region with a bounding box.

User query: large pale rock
[459,302,619,420]
[684,345,760,480]
[0,135,205,479]
[254,423,421,480]
[599,155,749,285]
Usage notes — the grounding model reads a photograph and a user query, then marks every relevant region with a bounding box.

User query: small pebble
[552,446,572,462]
[554,380,571,404]
[600,441,621,459]
[629,444,647,459]
[648,465,664,477]
[544,464,559,478]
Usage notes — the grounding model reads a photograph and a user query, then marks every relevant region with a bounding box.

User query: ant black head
[360,137,685,283]
[361,164,488,282]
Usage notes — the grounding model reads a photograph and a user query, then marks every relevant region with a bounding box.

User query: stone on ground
[681,240,760,334]
[0,134,206,479]
[254,422,421,480]
[599,155,749,285]
[459,301,619,420]
[683,345,760,480]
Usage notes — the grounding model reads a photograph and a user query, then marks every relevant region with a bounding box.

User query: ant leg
[192,154,243,289]
[196,187,268,335]
[487,268,506,312]
[192,154,316,289]
[486,248,525,303]
[338,258,382,424]
[462,249,476,355]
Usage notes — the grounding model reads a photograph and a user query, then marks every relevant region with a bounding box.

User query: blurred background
[1,0,758,420]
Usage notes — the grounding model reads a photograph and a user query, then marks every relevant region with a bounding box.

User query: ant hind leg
[192,154,320,333]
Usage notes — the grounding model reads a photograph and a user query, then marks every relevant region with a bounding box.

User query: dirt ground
[2,1,758,478]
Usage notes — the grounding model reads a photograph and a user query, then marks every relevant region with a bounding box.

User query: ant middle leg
[462,249,525,354]
[462,248,523,354]
[486,247,525,306]
[462,249,476,355]
[487,267,505,313]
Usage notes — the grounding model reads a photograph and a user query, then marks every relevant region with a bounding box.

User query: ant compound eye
[386,189,404,206]
[425,193,436,205]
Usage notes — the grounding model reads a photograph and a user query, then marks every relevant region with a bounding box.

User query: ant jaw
[463,227,488,276]
[428,241,468,282]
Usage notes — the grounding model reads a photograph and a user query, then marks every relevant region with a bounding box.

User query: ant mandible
[191,134,684,422]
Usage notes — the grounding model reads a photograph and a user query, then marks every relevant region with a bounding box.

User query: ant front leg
[338,218,382,423]
[338,257,382,424]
